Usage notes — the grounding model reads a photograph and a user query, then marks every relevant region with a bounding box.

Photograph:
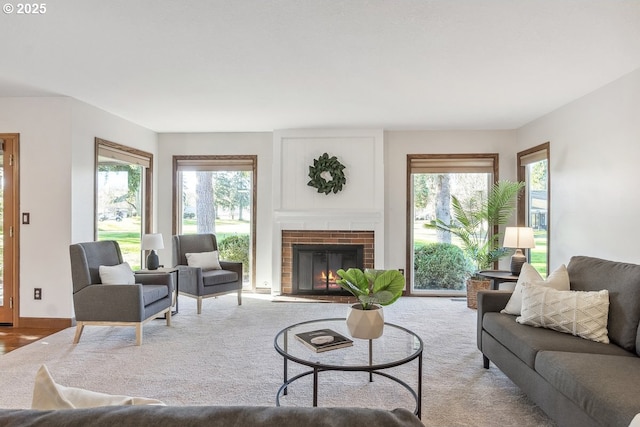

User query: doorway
[407,154,498,295]
[174,156,257,291]
[0,134,19,325]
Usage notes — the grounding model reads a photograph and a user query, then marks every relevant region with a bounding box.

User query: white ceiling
[1,0,640,133]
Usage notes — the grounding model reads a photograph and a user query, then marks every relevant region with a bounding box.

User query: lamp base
[510,249,526,275]
[147,250,159,270]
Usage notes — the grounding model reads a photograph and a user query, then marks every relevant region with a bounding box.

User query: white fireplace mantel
[274,209,382,231]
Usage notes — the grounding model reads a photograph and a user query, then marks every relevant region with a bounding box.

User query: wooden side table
[477,270,518,290]
[136,267,179,315]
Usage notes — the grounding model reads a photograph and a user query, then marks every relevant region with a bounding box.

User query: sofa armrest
[477,290,512,353]
[134,272,174,293]
[176,265,203,295]
[73,284,144,322]
[219,260,242,278]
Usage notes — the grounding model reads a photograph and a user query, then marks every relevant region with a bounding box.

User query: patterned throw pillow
[516,284,610,343]
[501,263,570,315]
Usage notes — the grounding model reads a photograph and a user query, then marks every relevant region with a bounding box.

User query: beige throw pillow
[516,285,610,343]
[185,250,222,271]
[32,365,164,409]
[501,263,570,315]
[98,262,135,285]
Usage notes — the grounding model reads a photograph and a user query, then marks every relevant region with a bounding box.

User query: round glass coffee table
[274,318,423,418]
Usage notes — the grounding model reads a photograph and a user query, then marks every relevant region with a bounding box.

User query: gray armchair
[173,233,242,314]
[69,240,173,345]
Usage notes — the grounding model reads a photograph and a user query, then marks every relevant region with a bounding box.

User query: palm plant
[425,180,524,275]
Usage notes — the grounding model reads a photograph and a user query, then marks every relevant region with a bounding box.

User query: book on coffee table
[295,328,354,352]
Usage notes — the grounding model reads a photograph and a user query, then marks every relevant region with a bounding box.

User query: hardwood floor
[0,327,64,355]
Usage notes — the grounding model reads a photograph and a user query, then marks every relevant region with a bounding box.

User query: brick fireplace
[281,230,374,295]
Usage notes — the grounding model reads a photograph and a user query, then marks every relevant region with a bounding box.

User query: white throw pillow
[516,285,610,343]
[185,250,222,271]
[32,365,164,409]
[501,263,570,315]
[98,262,135,285]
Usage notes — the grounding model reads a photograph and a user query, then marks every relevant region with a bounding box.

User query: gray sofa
[478,256,640,427]
[0,406,424,427]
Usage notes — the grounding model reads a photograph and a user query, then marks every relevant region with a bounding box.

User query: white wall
[517,68,640,269]
[158,129,519,294]
[0,97,73,318]
[7,66,638,319]
[157,132,273,288]
[384,130,518,273]
[0,97,157,320]
[71,100,158,243]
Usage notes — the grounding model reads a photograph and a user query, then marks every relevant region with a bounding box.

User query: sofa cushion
[568,256,640,353]
[202,269,239,286]
[516,285,610,343]
[535,351,640,427]
[483,312,631,369]
[32,365,164,410]
[501,263,570,315]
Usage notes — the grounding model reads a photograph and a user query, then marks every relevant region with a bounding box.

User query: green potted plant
[424,180,524,308]
[336,268,405,339]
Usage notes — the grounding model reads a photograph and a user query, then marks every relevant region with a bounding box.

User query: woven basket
[466,278,491,309]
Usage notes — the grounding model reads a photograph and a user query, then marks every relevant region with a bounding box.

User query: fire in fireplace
[292,244,364,295]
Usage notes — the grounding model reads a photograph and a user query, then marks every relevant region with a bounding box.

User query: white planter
[346,304,384,339]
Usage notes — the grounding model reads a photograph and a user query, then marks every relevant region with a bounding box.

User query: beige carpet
[0,294,555,426]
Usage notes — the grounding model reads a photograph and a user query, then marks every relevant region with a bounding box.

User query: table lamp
[141,233,164,270]
[503,227,535,275]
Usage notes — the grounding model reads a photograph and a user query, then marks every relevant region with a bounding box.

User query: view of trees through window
[526,159,548,276]
[179,170,252,286]
[97,163,143,269]
[412,173,491,293]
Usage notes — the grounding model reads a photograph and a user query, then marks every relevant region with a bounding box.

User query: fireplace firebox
[292,244,364,295]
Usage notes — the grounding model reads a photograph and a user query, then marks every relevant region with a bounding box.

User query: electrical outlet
[34,288,42,300]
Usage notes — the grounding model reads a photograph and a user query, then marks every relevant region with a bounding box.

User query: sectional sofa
[478,256,640,427]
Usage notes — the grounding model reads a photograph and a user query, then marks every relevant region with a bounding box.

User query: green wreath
[307,153,347,195]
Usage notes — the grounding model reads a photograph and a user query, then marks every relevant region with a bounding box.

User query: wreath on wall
[307,152,347,195]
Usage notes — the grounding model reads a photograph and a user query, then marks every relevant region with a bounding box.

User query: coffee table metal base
[276,364,422,417]
[274,319,423,419]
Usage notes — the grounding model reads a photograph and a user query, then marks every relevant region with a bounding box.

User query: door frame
[0,133,20,325]
[173,155,258,290]
[405,153,499,296]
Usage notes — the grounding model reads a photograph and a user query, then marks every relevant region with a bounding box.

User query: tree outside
[97,164,143,269]
[181,170,252,285]
[413,173,490,292]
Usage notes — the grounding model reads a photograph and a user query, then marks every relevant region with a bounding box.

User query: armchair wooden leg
[73,323,85,344]
[165,309,171,326]
[197,297,203,314]
[136,324,143,346]
[483,354,490,369]
[238,289,242,306]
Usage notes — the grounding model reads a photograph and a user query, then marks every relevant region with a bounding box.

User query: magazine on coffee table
[294,328,354,352]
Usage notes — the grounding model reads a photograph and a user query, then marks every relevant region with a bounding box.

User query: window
[173,156,257,290]
[517,143,549,276]
[95,138,152,270]
[407,154,498,295]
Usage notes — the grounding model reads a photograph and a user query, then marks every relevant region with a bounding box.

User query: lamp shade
[503,227,535,249]
[141,233,164,250]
